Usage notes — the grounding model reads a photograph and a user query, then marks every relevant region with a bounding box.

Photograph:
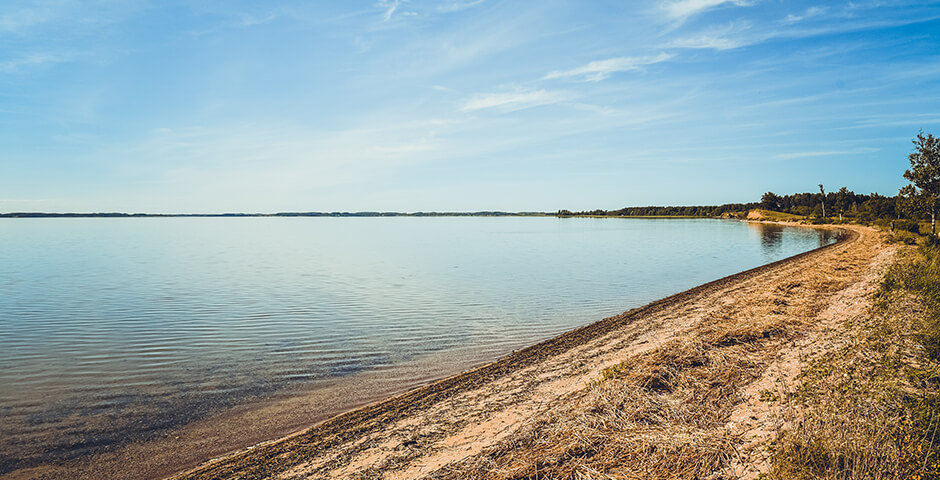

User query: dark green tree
[902,131,940,235]
[834,186,850,222]
[761,192,782,210]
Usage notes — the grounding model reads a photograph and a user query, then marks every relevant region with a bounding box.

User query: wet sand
[155,224,888,479]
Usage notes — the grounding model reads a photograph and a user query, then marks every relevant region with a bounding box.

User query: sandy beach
[148,224,890,480]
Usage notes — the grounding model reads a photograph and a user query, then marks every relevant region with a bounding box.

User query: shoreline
[0,223,860,480]
[169,223,869,480]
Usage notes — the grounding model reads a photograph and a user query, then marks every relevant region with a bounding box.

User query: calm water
[0,217,835,472]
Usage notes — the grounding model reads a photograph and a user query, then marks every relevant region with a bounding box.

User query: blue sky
[1,0,939,213]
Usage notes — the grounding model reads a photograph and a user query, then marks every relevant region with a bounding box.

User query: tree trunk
[933,197,937,236]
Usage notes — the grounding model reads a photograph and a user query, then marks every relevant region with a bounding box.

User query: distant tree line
[556,203,756,218]
[558,189,899,222]
[758,189,897,221]
[559,131,940,235]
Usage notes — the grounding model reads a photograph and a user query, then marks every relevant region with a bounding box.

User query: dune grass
[751,209,805,222]
[768,242,940,479]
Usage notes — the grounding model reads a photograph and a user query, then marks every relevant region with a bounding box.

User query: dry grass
[428,315,801,480]
[768,245,940,480]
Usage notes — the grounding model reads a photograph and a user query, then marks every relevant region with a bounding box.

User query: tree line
[559,131,940,236]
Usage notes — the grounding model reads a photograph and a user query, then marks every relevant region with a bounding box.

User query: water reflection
[748,222,839,256]
[817,228,839,247]
[751,223,785,254]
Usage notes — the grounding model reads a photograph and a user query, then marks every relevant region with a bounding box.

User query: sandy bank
[160,225,890,479]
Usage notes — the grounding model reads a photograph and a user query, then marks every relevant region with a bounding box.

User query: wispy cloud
[668,33,744,50]
[667,6,940,52]
[377,0,400,22]
[235,13,276,27]
[460,88,566,112]
[666,22,750,50]
[437,1,485,13]
[774,148,878,159]
[662,0,752,22]
[543,53,674,82]
[0,52,72,73]
[783,6,828,24]
[0,5,54,32]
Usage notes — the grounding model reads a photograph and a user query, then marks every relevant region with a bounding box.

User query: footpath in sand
[174,225,892,480]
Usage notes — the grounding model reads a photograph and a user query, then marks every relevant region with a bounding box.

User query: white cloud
[666,21,750,50]
[662,0,752,22]
[774,148,878,159]
[437,1,485,13]
[0,5,54,32]
[784,6,828,24]
[460,88,566,112]
[377,0,400,22]
[0,52,71,73]
[668,33,744,50]
[543,53,674,82]
[235,13,276,27]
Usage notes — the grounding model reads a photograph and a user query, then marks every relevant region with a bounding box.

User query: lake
[0,217,836,475]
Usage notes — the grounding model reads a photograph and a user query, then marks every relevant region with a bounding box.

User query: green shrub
[892,231,920,245]
[894,219,921,234]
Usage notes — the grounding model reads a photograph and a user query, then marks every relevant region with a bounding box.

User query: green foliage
[892,245,940,359]
[561,203,757,217]
[895,219,923,234]
[905,132,940,195]
[754,209,803,222]
[762,192,784,210]
[892,231,920,245]
[901,131,940,235]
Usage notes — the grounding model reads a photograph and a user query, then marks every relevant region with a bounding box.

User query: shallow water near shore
[0,217,835,476]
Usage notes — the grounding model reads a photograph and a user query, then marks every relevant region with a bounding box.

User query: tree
[818,184,826,217]
[834,186,850,222]
[864,193,895,219]
[761,192,782,210]
[902,131,940,235]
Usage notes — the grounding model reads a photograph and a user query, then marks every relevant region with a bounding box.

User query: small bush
[894,219,922,234]
[891,231,920,245]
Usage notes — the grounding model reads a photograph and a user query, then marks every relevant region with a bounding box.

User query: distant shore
[0,211,550,218]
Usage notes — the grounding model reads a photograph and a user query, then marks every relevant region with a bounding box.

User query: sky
[1,0,940,213]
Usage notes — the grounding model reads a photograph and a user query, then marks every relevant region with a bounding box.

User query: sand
[159,224,892,479]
